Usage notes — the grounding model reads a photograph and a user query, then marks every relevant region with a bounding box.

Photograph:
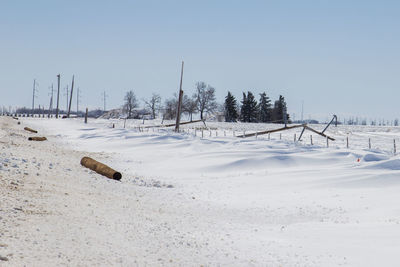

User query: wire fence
[9,114,400,156]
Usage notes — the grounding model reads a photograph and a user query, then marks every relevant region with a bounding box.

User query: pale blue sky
[1,0,399,121]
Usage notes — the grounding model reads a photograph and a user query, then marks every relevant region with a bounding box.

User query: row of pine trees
[224,91,289,123]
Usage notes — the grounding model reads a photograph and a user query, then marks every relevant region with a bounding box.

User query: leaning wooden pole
[67,75,74,118]
[84,107,88,123]
[175,61,184,132]
[304,125,335,141]
[80,157,122,180]
[56,74,60,118]
[237,124,306,138]
[145,119,205,128]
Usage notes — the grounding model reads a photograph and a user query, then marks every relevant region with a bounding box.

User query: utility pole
[67,75,74,118]
[301,100,304,123]
[32,79,38,113]
[48,84,54,116]
[175,61,184,132]
[56,74,60,118]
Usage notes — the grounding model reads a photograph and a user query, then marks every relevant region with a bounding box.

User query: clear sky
[1,0,399,121]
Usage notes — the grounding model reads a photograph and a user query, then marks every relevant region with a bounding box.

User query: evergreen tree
[272,95,289,124]
[247,91,258,122]
[224,91,238,122]
[258,92,272,122]
[240,92,248,122]
[240,91,258,122]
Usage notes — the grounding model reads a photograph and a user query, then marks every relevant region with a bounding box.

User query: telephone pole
[32,79,38,113]
[67,75,74,118]
[56,74,60,118]
[175,61,184,132]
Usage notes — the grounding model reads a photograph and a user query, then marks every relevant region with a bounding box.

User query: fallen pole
[145,119,206,128]
[304,125,335,141]
[24,127,38,133]
[80,157,122,180]
[237,124,306,138]
[28,137,47,141]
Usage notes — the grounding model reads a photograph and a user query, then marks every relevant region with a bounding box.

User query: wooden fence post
[369,138,371,149]
[326,137,329,148]
[84,108,88,124]
[394,139,397,154]
[346,136,349,148]
[310,135,313,145]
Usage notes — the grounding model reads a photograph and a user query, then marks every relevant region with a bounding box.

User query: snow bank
[3,117,399,266]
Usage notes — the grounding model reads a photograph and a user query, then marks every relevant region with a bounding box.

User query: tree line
[224,91,289,123]
[123,83,289,123]
[14,80,289,123]
[123,81,218,120]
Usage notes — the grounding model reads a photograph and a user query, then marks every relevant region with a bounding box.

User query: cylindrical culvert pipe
[28,137,47,141]
[80,157,122,180]
[24,127,38,133]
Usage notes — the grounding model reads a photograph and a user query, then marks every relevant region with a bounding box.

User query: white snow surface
[2,117,400,266]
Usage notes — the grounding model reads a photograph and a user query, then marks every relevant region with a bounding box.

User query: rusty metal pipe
[80,157,122,180]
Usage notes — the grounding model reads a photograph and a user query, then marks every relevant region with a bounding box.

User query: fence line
[10,115,400,155]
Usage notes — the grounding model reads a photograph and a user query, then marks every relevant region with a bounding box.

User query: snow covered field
[2,116,400,266]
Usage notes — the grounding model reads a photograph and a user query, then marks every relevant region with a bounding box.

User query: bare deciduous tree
[194,81,218,120]
[123,90,138,118]
[144,93,161,119]
[182,94,197,121]
[162,94,178,120]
